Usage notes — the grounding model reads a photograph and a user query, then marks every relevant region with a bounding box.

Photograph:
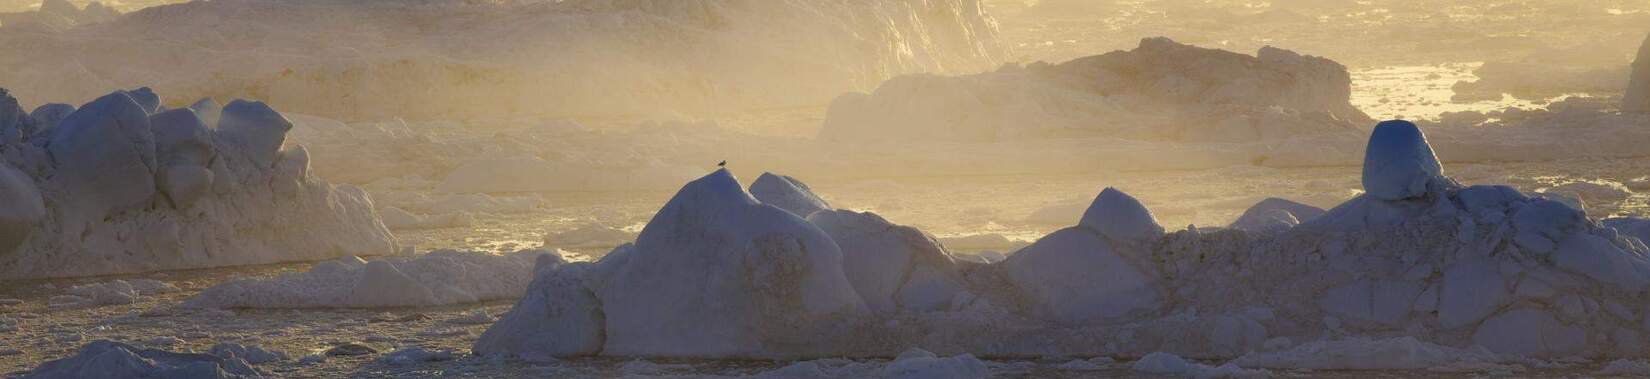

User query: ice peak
[1361,120,1443,201]
[1078,187,1165,242]
[750,172,830,218]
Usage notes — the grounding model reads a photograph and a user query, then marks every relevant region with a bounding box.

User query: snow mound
[593,169,865,357]
[751,172,831,218]
[481,169,866,358]
[23,340,262,379]
[1228,198,1326,234]
[0,88,393,279]
[808,210,969,314]
[1625,33,1650,113]
[1132,352,1266,379]
[1078,187,1166,243]
[880,348,989,379]
[1001,226,1160,323]
[183,250,546,309]
[1361,120,1444,200]
[821,37,1369,143]
[472,254,603,358]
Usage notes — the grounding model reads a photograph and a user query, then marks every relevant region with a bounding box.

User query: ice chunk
[595,169,865,357]
[880,348,989,379]
[216,99,292,168]
[1472,308,1587,357]
[189,98,221,127]
[1229,198,1325,234]
[47,91,158,217]
[28,103,75,136]
[23,340,261,379]
[1624,32,1650,113]
[125,87,161,114]
[1132,351,1265,378]
[808,210,967,313]
[1077,188,1165,243]
[750,172,831,218]
[1232,337,1498,370]
[184,250,543,308]
[1604,217,1650,246]
[473,256,603,358]
[350,260,438,308]
[1361,120,1443,201]
[1003,227,1159,322]
[149,109,216,209]
[0,164,45,255]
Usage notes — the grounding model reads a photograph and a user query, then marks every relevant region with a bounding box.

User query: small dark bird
[717,160,726,167]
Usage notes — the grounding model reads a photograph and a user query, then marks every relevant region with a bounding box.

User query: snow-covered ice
[751,172,832,218]
[1229,198,1326,234]
[0,88,394,279]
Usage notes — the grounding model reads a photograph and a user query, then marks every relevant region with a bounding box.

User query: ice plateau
[479,120,1650,363]
[820,37,1370,143]
[0,87,393,279]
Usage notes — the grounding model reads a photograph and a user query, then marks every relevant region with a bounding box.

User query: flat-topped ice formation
[820,37,1371,144]
[480,122,1650,364]
[184,250,546,309]
[1626,32,1650,114]
[0,87,393,279]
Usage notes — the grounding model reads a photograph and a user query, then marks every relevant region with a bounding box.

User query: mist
[2,0,1650,377]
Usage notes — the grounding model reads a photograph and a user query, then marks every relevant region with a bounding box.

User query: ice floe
[184,250,548,309]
